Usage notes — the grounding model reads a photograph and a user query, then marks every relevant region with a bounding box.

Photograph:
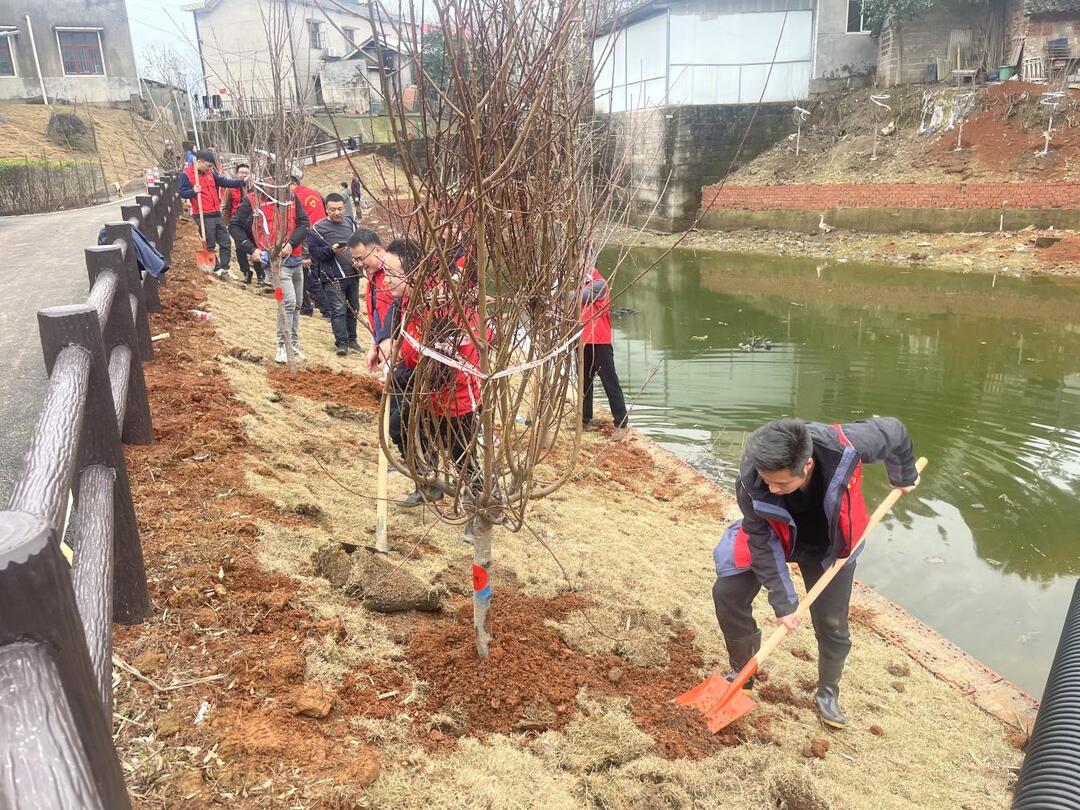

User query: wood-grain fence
[0,176,181,810]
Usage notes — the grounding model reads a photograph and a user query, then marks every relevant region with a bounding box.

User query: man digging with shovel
[711,418,919,729]
[180,149,247,277]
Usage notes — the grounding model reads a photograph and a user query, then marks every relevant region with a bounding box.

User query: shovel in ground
[194,203,218,274]
[677,456,928,733]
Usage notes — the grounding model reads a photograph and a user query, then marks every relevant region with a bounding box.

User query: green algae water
[601,246,1080,698]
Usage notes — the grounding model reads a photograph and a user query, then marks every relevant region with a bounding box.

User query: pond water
[600,246,1080,698]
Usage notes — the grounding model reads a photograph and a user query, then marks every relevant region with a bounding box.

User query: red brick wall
[701,182,1080,211]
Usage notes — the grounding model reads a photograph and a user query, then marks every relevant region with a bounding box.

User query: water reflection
[601,246,1080,695]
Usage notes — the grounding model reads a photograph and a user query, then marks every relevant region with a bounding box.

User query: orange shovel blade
[676,672,758,733]
[195,248,217,273]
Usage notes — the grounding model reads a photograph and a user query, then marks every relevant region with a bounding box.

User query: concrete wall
[877,1,988,86]
[811,0,878,92]
[600,102,794,232]
[0,0,139,103]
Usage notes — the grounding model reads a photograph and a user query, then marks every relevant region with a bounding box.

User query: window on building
[0,30,15,76]
[308,21,324,49]
[58,30,104,75]
[342,27,355,48]
[846,0,868,32]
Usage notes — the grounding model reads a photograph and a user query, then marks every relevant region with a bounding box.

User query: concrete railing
[0,175,180,810]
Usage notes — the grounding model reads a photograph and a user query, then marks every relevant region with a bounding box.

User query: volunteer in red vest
[245,181,311,363]
[222,163,259,284]
[712,418,919,729]
[179,149,247,276]
[580,266,628,440]
[288,167,332,320]
[392,249,488,509]
[347,229,395,370]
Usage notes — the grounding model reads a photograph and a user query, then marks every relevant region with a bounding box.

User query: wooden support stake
[375,400,390,553]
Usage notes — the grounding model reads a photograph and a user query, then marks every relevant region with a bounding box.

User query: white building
[592,0,879,113]
[183,0,411,112]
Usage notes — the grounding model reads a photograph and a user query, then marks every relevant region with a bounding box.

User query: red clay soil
[1037,235,1080,267]
[408,589,779,757]
[267,365,382,411]
[924,82,1080,179]
[113,226,387,805]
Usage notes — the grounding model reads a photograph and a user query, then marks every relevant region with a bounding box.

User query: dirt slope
[113,223,1027,808]
[729,82,1080,187]
[0,102,180,185]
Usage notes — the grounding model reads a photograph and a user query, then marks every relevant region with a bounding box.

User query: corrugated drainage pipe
[1013,578,1080,809]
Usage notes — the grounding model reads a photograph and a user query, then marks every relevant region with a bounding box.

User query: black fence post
[70,464,116,713]
[85,246,153,445]
[0,511,130,809]
[37,305,149,624]
[103,221,157,347]
[135,194,156,251]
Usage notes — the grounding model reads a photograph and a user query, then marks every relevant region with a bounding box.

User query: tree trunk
[472,515,493,658]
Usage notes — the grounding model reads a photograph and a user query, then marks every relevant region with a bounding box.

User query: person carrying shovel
[711,417,919,729]
[179,149,246,277]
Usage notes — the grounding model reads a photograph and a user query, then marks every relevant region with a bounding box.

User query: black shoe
[335,345,348,357]
[243,274,253,284]
[724,671,754,693]
[348,340,363,352]
[815,683,848,729]
[397,487,444,508]
[398,488,426,508]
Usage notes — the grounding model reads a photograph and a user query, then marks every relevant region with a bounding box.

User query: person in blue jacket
[712,417,919,729]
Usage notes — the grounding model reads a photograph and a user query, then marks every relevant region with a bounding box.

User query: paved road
[0,196,137,506]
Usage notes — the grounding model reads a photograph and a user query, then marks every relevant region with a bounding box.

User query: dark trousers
[389,364,414,460]
[195,214,231,269]
[302,265,331,317]
[712,553,854,678]
[325,275,359,347]
[234,239,259,282]
[582,343,628,428]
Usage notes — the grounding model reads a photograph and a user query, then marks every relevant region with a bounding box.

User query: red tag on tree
[472,564,488,592]
[274,287,284,302]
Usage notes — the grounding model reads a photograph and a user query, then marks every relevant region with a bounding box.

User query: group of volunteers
[179,149,631,499]
[180,148,921,733]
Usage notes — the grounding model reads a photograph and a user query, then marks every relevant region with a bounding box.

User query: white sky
[125,0,201,68]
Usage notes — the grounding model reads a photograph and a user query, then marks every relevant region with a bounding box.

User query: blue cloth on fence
[97,225,168,279]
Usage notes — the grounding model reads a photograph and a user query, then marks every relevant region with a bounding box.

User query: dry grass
[0,102,177,183]
[200,272,1024,809]
[301,153,407,199]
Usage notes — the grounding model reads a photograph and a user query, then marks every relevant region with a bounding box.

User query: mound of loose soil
[1038,234,1080,267]
[407,589,776,757]
[268,365,382,411]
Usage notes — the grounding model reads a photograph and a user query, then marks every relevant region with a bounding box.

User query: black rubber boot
[815,657,848,729]
[723,631,761,692]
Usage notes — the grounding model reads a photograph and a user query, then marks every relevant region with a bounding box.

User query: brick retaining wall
[702,181,1080,212]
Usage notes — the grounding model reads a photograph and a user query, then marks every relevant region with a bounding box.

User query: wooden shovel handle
[754,456,929,667]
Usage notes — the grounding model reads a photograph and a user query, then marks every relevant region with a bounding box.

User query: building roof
[595,0,669,35]
[1025,0,1080,15]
